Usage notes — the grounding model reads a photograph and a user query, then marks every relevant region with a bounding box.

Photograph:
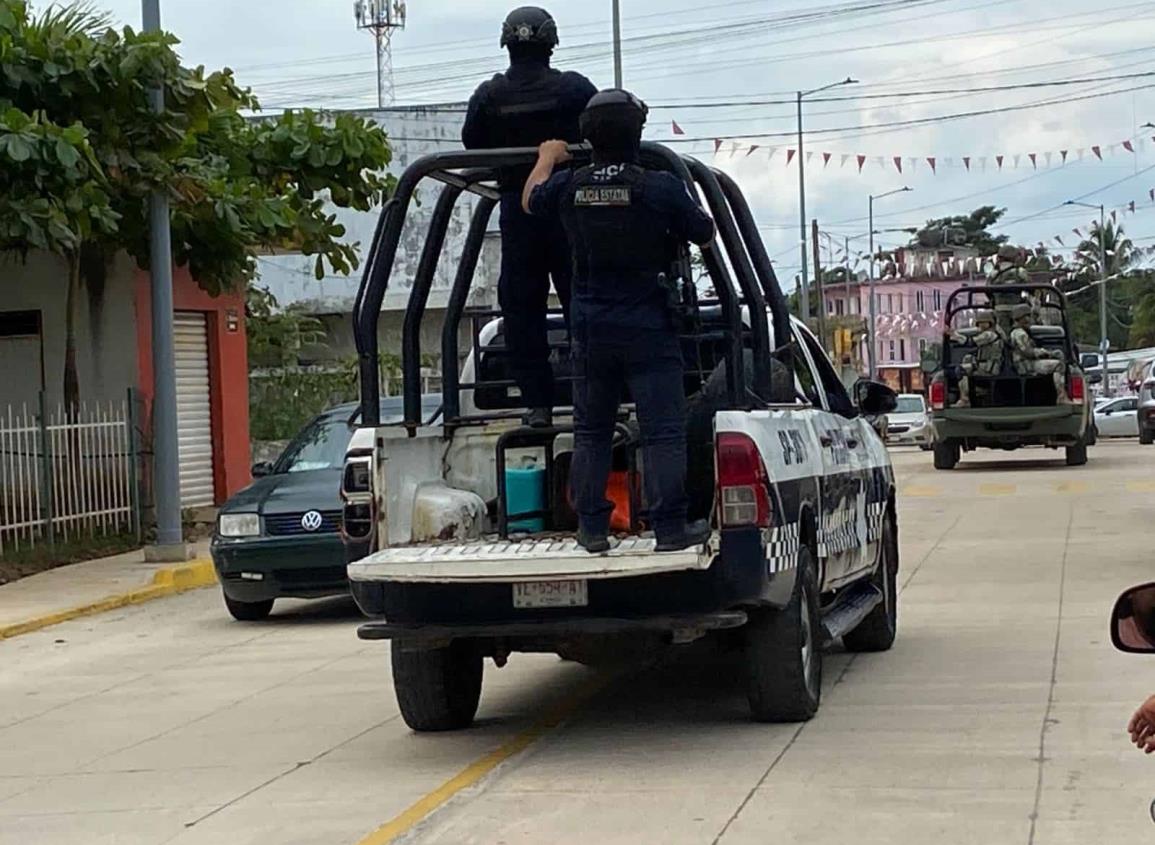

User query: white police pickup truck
[340,144,899,731]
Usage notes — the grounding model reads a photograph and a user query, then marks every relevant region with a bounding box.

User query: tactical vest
[566,164,677,305]
[485,68,583,189]
[972,329,1004,375]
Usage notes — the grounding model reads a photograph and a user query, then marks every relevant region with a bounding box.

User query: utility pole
[612,0,623,87]
[812,219,827,350]
[796,77,856,328]
[355,0,408,107]
[1064,200,1111,396]
[141,0,184,558]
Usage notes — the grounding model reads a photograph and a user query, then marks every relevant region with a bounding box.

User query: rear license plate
[512,580,588,609]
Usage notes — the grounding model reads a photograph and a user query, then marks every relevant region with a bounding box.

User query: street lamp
[867,186,912,379]
[797,77,857,324]
[1064,199,1110,395]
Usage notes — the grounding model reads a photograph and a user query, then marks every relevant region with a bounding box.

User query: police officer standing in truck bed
[522,89,716,553]
[462,7,597,429]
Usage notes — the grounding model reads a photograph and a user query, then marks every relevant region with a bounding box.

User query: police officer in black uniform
[522,89,716,553]
[462,7,597,428]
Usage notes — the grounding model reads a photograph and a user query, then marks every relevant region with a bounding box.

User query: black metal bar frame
[353,143,795,430]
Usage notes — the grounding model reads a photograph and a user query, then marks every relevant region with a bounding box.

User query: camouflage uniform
[988,244,1030,286]
[1009,304,1070,404]
[954,309,1004,408]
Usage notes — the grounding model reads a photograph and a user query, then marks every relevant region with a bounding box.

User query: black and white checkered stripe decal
[866,500,887,543]
[766,522,801,574]
[817,503,860,559]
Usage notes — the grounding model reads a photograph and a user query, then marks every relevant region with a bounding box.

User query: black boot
[524,407,552,428]
[655,519,711,552]
[577,527,610,554]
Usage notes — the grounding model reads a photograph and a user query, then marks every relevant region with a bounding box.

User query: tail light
[716,432,771,528]
[1069,374,1085,403]
[930,379,946,410]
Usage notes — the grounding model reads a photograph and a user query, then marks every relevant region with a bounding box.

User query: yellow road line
[902,485,943,497]
[1127,481,1155,493]
[356,677,608,845]
[0,559,217,641]
[978,483,1016,496]
[1055,481,1088,494]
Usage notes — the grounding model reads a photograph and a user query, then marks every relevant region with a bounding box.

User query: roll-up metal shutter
[173,312,215,507]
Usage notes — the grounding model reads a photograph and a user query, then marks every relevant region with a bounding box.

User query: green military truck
[928,285,1092,469]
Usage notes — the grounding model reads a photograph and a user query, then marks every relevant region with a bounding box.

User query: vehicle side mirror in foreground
[854,379,899,417]
[251,461,275,478]
[1111,583,1155,653]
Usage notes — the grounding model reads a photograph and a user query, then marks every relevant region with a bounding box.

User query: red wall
[134,268,251,505]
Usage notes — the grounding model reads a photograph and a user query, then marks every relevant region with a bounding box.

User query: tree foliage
[911,206,1008,253]
[0,0,396,406]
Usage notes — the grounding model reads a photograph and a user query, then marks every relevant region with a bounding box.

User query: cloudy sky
[98,0,1155,282]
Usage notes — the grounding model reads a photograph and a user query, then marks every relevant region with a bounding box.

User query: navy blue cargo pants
[570,327,688,540]
[498,194,573,409]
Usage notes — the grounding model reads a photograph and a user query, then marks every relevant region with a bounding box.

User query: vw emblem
[300,510,324,532]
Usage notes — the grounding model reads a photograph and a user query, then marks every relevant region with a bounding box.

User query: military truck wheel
[745,546,821,723]
[392,642,483,732]
[843,511,898,653]
[1141,427,1154,445]
[933,439,959,470]
[223,594,274,621]
[1065,441,1088,467]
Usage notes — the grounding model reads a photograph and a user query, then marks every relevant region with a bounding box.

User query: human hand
[1128,695,1155,753]
[539,140,572,163]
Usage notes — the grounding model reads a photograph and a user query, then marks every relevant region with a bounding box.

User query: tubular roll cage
[942,284,1079,361]
[352,142,796,435]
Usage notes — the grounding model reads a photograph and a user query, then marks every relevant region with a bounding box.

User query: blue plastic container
[506,465,546,532]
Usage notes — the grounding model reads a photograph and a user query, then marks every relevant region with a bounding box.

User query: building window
[849,296,859,315]
[916,290,925,311]
[827,298,835,315]
[919,338,928,354]
[933,289,943,310]
[899,338,906,360]
[888,340,896,361]
[835,298,845,316]
[886,294,894,313]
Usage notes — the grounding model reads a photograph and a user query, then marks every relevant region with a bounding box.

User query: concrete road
[2,440,1153,844]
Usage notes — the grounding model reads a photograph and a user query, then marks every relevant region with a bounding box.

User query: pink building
[822,245,984,393]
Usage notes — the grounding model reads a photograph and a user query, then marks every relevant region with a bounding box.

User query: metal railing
[0,391,140,554]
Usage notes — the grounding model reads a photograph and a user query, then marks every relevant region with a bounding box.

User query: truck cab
[341,144,900,731]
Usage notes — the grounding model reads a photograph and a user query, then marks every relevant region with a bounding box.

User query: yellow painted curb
[355,676,609,845]
[0,559,217,641]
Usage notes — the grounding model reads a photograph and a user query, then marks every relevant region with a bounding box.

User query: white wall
[0,251,139,412]
[255,106,501,317]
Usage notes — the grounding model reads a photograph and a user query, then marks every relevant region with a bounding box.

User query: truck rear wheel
[843,512,898,653]
[745,546,821,723]
[1065,441,1088,466]
[1141,427,1154,445]
[392,642,483,732]
[933,439,959,470]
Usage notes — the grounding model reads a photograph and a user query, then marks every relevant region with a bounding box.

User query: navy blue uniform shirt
[529,165,714,332]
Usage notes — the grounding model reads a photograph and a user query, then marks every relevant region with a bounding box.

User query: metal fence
[0,392,140,555]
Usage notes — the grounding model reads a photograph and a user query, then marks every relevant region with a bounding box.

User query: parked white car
[886,394,936,449]
[1094,395,1140,438]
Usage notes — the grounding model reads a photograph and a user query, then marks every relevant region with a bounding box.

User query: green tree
[911,206,1008,253]
[0,0,395,410]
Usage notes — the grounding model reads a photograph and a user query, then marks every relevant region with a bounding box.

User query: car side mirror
[854,379,899,417]
[251,461,275,478]
[1111,583,1155,653]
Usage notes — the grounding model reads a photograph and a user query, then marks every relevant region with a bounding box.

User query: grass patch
[0,533,141,586]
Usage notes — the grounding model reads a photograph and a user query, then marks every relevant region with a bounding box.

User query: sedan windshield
[275,419,351,473]
[894,397,925,414]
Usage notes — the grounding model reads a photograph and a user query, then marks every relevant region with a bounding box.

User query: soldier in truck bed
[462,7,597,429]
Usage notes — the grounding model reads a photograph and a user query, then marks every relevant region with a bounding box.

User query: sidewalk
[0,542,214,639]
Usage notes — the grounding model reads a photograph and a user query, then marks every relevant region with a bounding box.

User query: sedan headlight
[218,513,260,538]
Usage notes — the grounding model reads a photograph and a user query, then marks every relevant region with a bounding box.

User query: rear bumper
[349,527,788,624]
[933,405,1087,445]
[211,534,347,601]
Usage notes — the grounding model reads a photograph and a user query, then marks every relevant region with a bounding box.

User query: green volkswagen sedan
[211,396,440,621]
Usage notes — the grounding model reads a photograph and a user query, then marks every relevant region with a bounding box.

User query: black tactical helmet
[500,7,559,48]
[580,88,649,148]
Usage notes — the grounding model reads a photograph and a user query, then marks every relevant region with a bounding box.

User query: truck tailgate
[347,536,717,584]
